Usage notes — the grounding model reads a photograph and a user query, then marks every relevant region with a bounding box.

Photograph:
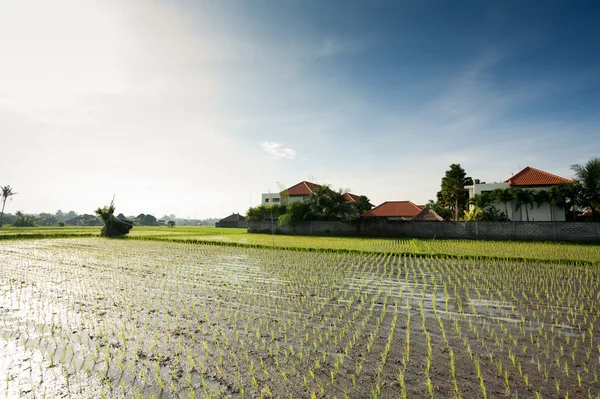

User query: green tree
[440,164,470,221]
[1,185,17,227]
[278,201,311,226]
[468,192,492,210]
[514,189,535,221]
[491,188,514,220]
[549,184,568,221]
[13,211,35,227]
[307,185,354,220]
[140,214,158,226]
[246,204,287,221]
[533,190,551,221]
[571,158,600,221]
[353,195,373,214]
[563,181,584,220]
[37,213,58,226]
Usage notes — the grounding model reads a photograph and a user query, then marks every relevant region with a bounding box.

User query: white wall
[465,183,510,212]
[466,183,566,221]
[261,193,282,205]
[512,201,566,222]
[260,193,310,206]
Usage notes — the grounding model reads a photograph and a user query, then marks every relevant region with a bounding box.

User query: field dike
[0,231,599,265]
[126,235,600,267]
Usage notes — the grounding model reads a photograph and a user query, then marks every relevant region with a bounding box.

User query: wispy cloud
[261,142,297,159]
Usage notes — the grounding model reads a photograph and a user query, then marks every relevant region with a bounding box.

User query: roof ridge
[505,166,572,186]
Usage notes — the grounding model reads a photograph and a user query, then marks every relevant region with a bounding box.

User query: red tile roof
[360,201,423,218]
[282,182,364,204]
[282,181,322,196]
[343,193,360,203]
[505,166,572,187]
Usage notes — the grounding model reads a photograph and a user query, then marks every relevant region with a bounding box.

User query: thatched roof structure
[411,208,445,221]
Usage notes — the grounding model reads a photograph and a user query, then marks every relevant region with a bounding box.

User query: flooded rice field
[1,238,599,398]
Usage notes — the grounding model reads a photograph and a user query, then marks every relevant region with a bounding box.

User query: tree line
[0,186,217,227]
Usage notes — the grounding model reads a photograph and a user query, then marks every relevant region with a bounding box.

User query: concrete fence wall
[247,220,600,242]
[216,221,248,228]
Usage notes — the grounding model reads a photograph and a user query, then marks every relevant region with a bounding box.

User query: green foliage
[425,200,453,220]
[571,158,600,220]
[464,206,508,222]
[513,189,535,222]
[95,204,115,224]
[492,188,515,220]
[439,164,471,221]
[140,214,158,226]
[13,211,35,227]
[469,193,492,210]
[278,201,311,226]
[353,195,373,214]
[0,185,17,227]
[36,213,59,226]
[246,205,288,221]
[307,185,356,221]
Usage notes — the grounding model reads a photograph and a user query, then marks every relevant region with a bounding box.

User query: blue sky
[1,0,599,218]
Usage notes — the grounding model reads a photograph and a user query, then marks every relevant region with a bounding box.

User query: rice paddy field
[1,228,600,398]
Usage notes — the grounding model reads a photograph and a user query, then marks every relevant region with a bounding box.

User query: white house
[465,166,572,221]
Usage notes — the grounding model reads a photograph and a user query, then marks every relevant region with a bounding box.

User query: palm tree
[1,185,17,227]
[307,185,354,221]
[441,164,468,221]
[514,189,535,221]
[571,158,600,221]
[533,189,551,221]
[492,188,514,220]
[469,192,492,210]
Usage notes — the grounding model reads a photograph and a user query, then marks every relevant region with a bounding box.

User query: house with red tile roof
[261,181,366,206]
[360,201,423,220]
[465,166,573,221]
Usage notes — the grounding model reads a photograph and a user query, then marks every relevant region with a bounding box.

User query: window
[265,198,270,203]
[273,198,280,202]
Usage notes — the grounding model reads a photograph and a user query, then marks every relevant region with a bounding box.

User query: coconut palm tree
[548,185,564,221]
[514,189,535,221]
[307,185,354,220]
[0,185,17,227]
[469,192,492,210]
[492,188,515,220]
[533,189,551,221]
[571,158,600,221]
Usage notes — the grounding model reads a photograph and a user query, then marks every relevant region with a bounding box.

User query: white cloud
[261,142,297,159]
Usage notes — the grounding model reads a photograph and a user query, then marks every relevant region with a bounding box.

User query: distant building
[360,201,423,220]
[216,213,247,228]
